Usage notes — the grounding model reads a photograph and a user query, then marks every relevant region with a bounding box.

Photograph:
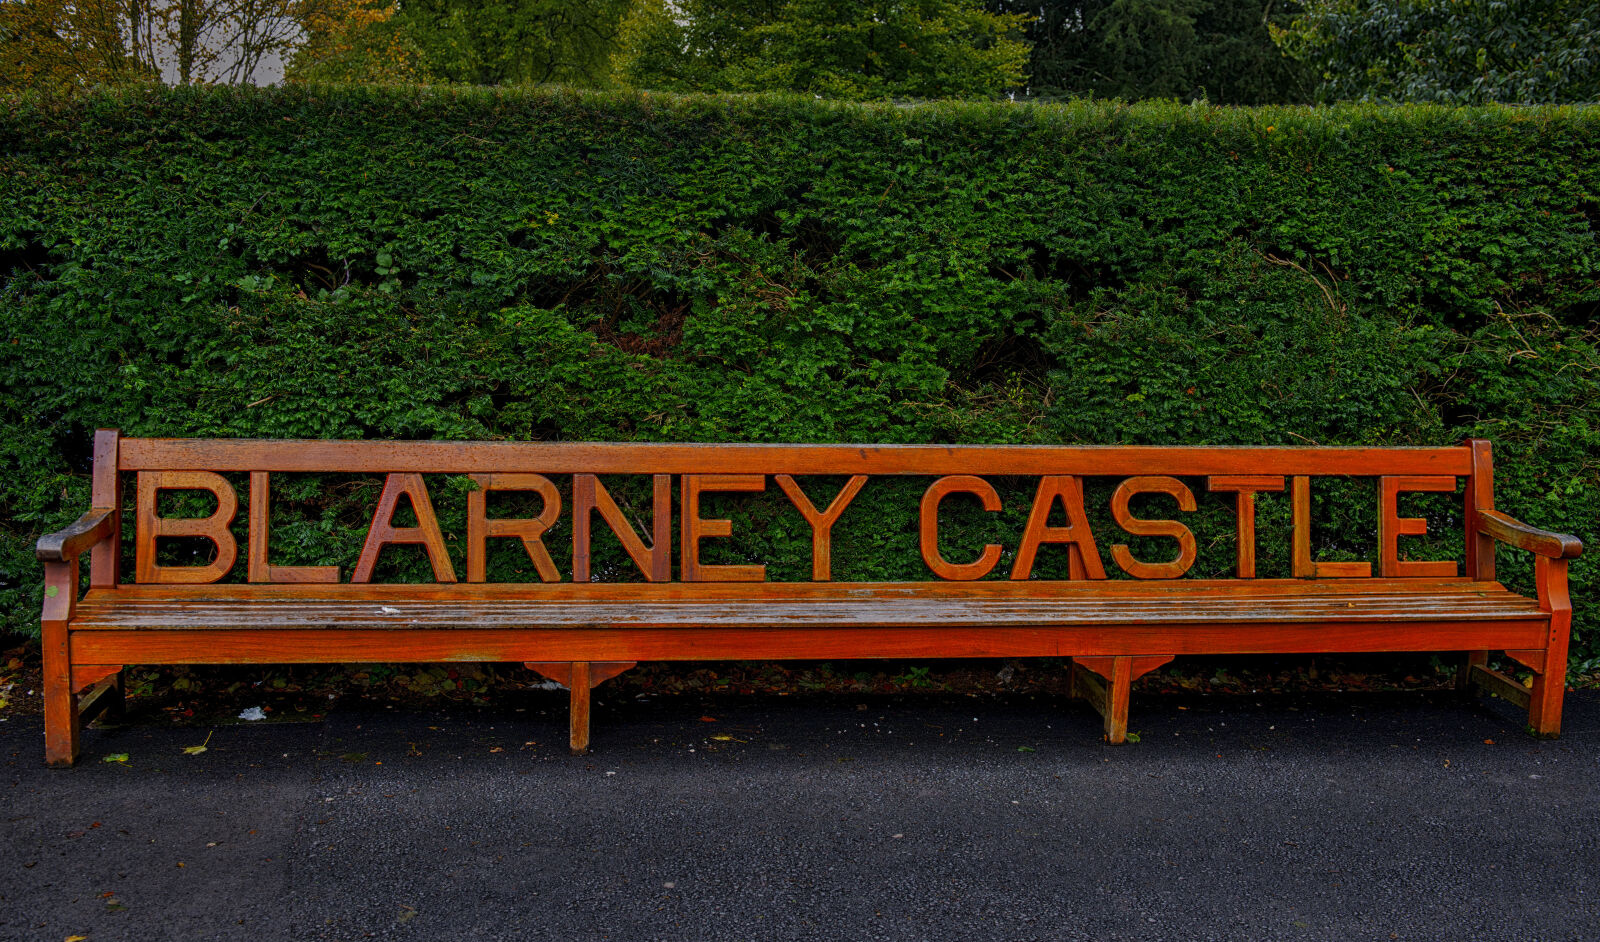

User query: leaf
[65,935,89,942]
[183,731,214,755]
[1016,745,1035,753]
[103,753,129,763]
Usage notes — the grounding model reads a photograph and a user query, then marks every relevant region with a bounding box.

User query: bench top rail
[118,439,1476,477]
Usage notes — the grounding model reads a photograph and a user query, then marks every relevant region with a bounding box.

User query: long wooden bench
[37,432,1581,765]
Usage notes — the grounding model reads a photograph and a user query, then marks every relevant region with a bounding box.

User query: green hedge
[1,87,1595,668]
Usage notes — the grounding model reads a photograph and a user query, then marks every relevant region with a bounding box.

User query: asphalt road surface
[4,686,1597,941]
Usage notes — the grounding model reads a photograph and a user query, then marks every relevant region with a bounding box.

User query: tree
[0,0,150,89]
[388,0,633,87]
[1274,0,1600,104]
[0,0,400,90]
[999,0,1311,104]
[614,0,1031,100]
[288,3,423,83]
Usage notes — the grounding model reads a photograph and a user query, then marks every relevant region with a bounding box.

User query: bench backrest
[88,431,1499,589]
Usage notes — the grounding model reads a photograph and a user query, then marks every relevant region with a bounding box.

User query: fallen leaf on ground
[183,731,214,756]
[103,753,129,763]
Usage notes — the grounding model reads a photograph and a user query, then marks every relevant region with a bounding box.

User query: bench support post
[41,559,79,767]
[1456,651,1489,693]
[1527,557,1571,738]
[1461,558,1572,739]
[524,661,636,755]
[1071,655,1173,744]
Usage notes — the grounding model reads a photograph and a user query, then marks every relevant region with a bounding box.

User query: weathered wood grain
[119,440,1477,476]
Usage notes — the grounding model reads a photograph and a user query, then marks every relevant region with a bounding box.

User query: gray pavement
[3,686,1598,941]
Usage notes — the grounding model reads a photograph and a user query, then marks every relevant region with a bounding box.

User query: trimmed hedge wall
[1,87,1595,667]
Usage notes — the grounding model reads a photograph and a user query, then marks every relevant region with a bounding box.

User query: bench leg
[42,621,78,768]
[1457,651,1489,694]
[524,661,636,755]
[1072,655,1172,744]
[1528,666,1565,738]
[569,661,591,755]
[1526,556,1572,739]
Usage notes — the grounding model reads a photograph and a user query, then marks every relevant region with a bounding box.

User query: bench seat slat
[71,582,1544,631]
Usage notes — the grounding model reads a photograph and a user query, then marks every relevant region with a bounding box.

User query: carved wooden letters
[135,471,238,584]
[123,448,1469,585]
[1109,476,1197,580]
[467,473,562,583]
[351,473,456,583]
[920,475,1004,581]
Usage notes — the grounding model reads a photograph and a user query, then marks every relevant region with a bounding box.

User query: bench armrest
[36,508,117,562]
[1477,509,1583,560]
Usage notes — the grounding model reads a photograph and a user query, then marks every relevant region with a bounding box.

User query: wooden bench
[37,432,1582,765]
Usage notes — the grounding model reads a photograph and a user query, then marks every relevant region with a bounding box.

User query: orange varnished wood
[1109,476,1197,580]
[42,558,79,766]
[67,590,1547,631]
[1291,476,1372,579]
[90,430,121,588]
[1207,475,1284,578]
[1478,509,1584,559]
[1378,476,1458,578]
[1075,655,1174,683]
[682,475,767,582]
[67,576,1544,606]
[69,620,1549,665]
[921,476,1004,581]
[1010,476,1106,581]
[524,662,636,688]
[135,471,240,584]
[120,440,1476,476]
[36,508,116,562]
[351,473,456,583]
[38,434,1585,762]
[70,663,122,693]
[525,661,636,753]
[249,472,340,584]
[572,474,671,582]
[568,661,590,754]
[1465,439,1495,581]
[1529,556,1572,736]
[1071,654,1172,742]
[776,474,868,581]
[467,473,562,583]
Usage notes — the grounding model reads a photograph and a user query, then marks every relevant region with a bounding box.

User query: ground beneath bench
[2,680,1596,941]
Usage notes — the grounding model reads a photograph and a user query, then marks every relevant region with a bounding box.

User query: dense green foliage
[1001,0,1312,104]
[1277,0,1600,104]
[613,0,1029,99]
[1,88,1595,669]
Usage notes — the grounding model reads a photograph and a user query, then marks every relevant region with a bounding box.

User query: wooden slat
[1468,664,1532,709]
[69,594,1546,631]
[70,621,1550,664]
[119,439,1474,477]
[76,577,1518,604]
[76,676,122,722]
